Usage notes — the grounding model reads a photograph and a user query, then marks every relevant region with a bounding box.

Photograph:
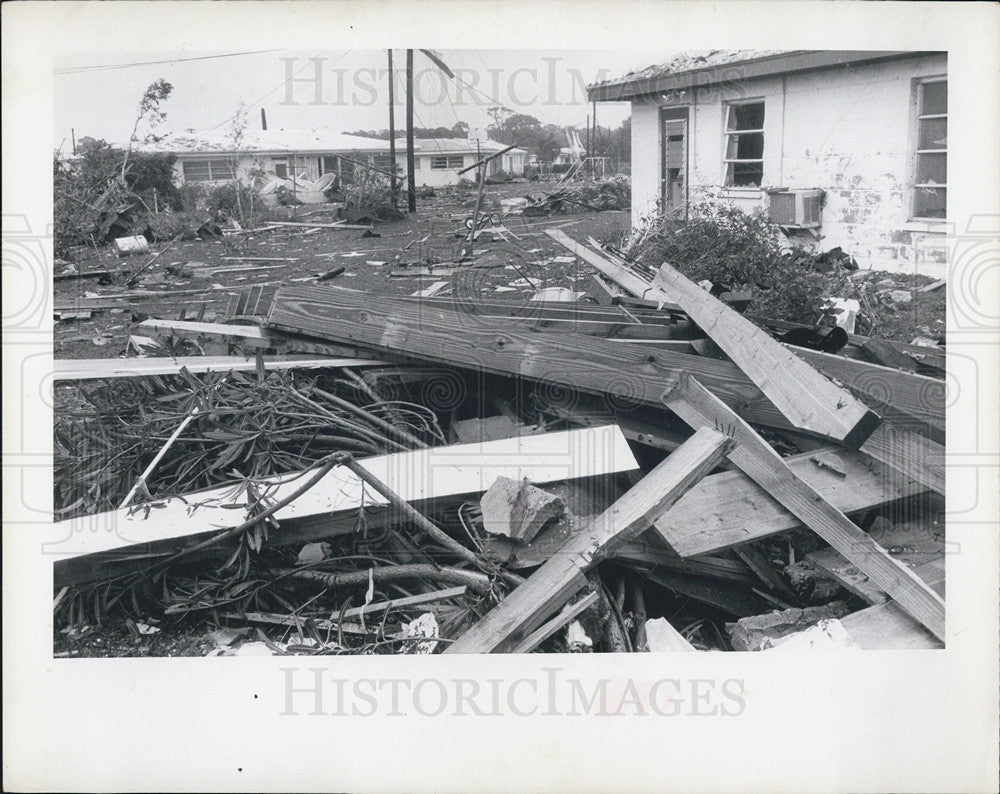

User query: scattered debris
[479,476,565,543]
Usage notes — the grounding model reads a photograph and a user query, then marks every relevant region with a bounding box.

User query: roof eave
[588,50,940,103]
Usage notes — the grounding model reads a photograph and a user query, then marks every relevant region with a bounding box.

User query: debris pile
[524,176,630,216]
[53,228,946,657]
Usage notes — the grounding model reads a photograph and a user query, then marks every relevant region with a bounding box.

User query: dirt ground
[54,182,634,361]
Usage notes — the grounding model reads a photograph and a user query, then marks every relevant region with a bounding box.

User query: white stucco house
[134,129,525,189]
[589,50,948,275]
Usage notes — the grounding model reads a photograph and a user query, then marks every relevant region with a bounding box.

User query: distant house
[589,50,948,275]
[134,129,525,189]
[409,138,527,186]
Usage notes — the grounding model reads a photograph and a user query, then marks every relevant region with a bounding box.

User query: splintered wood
[445,427,733,653]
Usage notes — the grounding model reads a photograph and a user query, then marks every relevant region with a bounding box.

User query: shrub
[623,202,847,325]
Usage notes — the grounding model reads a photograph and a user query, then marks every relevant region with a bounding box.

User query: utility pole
[260,108,268,131]
[405,49,417,213]
[387,49,398,208]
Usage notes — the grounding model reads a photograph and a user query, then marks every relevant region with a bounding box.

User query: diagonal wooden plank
[652,446,925,557]
[662,373,945,641]
[547,229,942,441]
[653,262,880,446]
[444,427,733,654]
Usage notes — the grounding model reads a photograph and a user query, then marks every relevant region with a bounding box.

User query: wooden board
[544,232,944,436]
[444,427,733,653]
[138,319,273,347]
[652,446,925,557]
[662,373,945,641]
[840,558,945,649]
[53,355,385,381]
[265,285,858,439]
[545,229,683,309]
[52,426,638,582]
[653,262,880,446]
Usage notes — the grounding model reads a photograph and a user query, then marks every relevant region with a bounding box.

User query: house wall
[629,53,948,275]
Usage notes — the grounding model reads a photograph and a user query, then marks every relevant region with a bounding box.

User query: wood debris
[52,228,947,655]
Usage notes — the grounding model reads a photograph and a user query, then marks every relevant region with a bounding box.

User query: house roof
[588,50,937,102]
[411,138,525,156]
[133,129,523,158]
[134,128,400,156]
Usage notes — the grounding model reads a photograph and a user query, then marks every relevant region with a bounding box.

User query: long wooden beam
[53,425,637,586]
[53,355,385,381]
[264,286,835,438]
[546,230,944,438]
[653,262,880,446]
[662,374,945,641]
[652,446,925,557]
[444,427,733,653]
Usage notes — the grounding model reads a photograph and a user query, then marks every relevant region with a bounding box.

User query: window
[274,162,288,178]
[430,155,465,170]
[723,101,765,187]
[912,78,946,220]
[182,158,235,182]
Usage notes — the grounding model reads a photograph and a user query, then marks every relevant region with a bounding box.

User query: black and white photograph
[4,2,998,792]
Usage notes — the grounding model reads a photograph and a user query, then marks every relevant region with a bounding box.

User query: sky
[53,48,671,152]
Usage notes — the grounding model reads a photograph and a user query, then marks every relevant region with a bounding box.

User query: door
[661,107,689,217]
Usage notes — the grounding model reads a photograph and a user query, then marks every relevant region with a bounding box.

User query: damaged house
[135,128,525,188]
[590,50,948,275]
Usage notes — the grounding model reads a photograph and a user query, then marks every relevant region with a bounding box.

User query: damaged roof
[588,50,931,102]
[133,129,523,158]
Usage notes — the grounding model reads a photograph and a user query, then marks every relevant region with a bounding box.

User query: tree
[121,79,173,178]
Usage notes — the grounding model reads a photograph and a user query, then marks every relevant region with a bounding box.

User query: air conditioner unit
[767,188,824,228]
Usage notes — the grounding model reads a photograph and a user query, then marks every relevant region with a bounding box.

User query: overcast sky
[52,48,673,152]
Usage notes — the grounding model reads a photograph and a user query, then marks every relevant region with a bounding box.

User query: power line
[55,50,282,75]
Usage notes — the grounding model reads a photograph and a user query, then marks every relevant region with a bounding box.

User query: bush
[623,202,847,324]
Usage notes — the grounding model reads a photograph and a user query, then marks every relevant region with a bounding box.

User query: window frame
[182,157,236,182]
[722,99,766,188]
[910,76,947,222]
[429,154,465,170]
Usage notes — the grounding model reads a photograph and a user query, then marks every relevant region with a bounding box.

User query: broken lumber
[662,373,945,641]
[647,443,925,557]
[263,286,852,438]
[653,262,880,447]
[479,477,564,543]
[839,558,944,649]
[546,229,682,308]
[444,426,733,653]
[545,233,942,437]
[510,591,600,653]
[644,617,697,652]
[53,355,384,381]
[53,425,638,586]
[265,221,374,230]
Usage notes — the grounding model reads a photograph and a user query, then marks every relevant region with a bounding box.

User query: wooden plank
[138,319,273,347]
[510,591,600,653]
[786,345,944,441]
[858,422,945,495]
[546,228,683,309]
[653,262,880,446]
[444,427,733,653]
[859,337,922,372]
[542,237,943,435]
[264,286,832,438]
[839,558,945,649]
[652,446,925,557]
[53,355,385,381]
[52,425,638,584]
[340,585,468,619]
[807,518,946,604]
[644,617,697,652]
[662,373,945,641]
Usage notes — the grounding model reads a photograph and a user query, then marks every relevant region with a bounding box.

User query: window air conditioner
[767,188,824,228]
